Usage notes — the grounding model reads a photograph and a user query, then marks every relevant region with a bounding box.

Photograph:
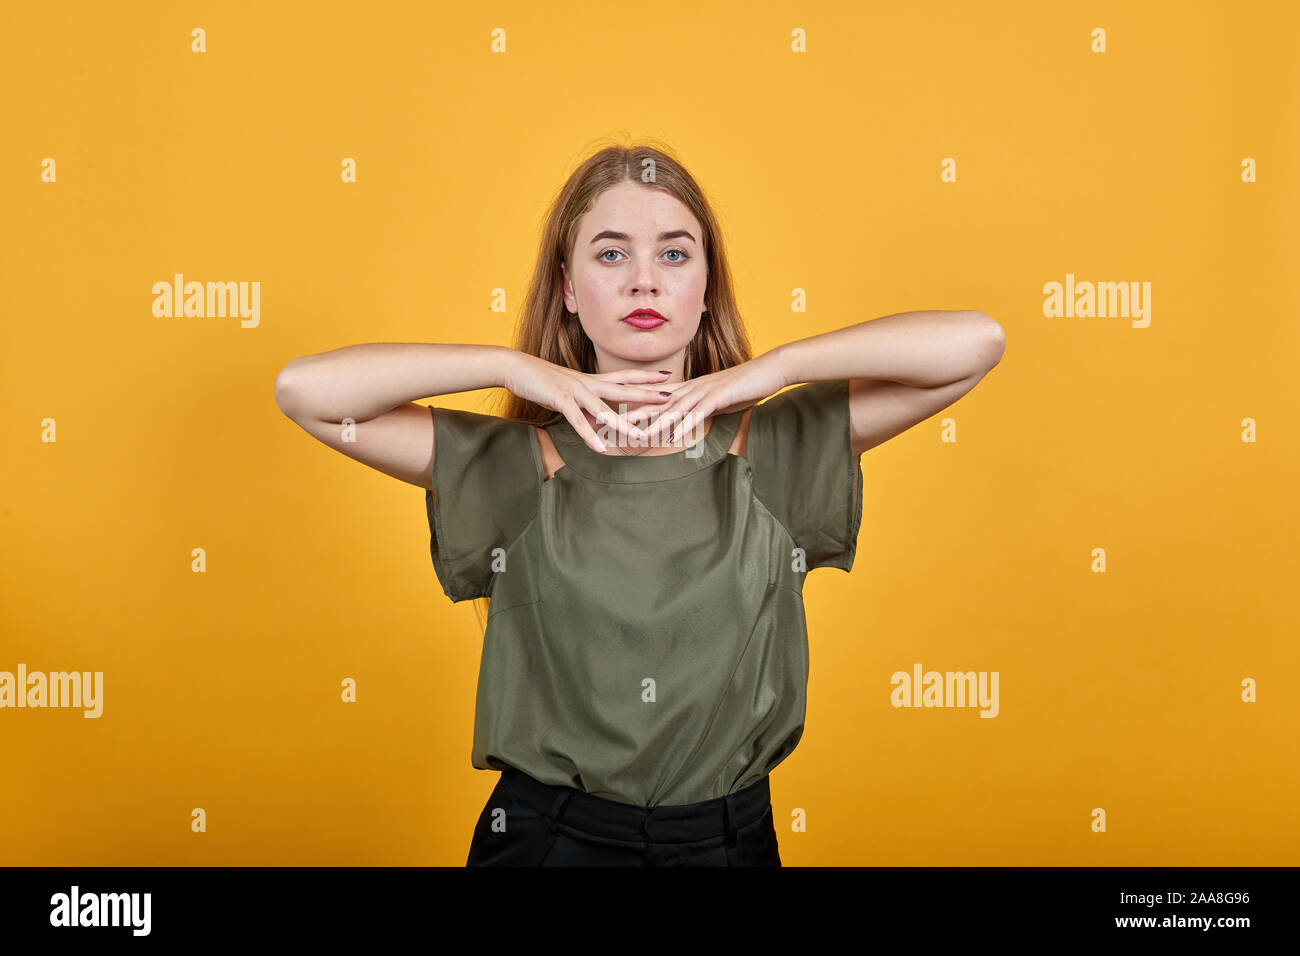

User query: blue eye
[598,248,690,263]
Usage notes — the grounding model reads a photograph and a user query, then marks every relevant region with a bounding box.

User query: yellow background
[2,0,1296,865]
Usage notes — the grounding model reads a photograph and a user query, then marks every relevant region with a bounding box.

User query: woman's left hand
[625,352,790,446]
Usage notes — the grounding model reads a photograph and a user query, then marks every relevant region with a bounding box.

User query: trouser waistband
[499,768,772,848]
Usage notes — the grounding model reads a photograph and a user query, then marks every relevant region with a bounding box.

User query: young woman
[275,141,1005,866]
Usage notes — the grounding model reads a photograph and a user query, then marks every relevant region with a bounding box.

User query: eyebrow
[589,229,698,244]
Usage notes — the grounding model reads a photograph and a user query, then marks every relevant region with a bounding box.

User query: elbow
[969,312,1006,371]
[274,359,305,418]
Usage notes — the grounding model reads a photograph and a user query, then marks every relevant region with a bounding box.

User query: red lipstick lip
[623,308,665,320]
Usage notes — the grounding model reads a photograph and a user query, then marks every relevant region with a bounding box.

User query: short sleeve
[745,379,864,572]
[424,405,544,602]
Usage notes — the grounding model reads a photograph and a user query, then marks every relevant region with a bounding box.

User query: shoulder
[432,405,535,442]
[747,380,852,457]
[424,407,546,602]
[742,381,863,573]
[432,406,542,475]
[428,407,545,516]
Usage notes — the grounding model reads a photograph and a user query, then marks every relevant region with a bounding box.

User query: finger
[567,408,610,453]
[641,407,687,447]
[593,382,676,404]
[580,392,649,445]
[619,385,691,425]
[592,384,674,425]
[620,401,671,425]
[672,400,716,447]
[641,391,694,445]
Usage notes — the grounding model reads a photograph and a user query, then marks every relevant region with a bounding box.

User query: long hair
[471,138,753,628]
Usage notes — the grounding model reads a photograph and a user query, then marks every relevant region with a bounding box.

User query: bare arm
[273,343,516,490]
[768,310,1007,456]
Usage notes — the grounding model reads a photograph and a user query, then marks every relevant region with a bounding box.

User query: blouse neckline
[545,409,744,484]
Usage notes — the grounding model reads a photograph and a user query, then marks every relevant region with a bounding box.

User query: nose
[630,258,661,294]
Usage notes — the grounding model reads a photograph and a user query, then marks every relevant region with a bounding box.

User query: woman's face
[561,181,708,380]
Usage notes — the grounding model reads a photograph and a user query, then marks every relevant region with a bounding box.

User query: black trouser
[466,767,782,866]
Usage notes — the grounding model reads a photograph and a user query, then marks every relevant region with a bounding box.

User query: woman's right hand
[502,353,673,452]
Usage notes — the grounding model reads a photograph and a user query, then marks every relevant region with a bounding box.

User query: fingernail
[659,391,671,396]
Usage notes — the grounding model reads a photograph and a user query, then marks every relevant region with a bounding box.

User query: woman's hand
[630,352,790,447]
[502,353,673,452]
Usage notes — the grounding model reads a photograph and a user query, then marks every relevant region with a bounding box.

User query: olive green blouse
[424,379,863,807]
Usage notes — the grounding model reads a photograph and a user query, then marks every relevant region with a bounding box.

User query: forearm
[767,310,1005,389]
[274,342,517,423]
